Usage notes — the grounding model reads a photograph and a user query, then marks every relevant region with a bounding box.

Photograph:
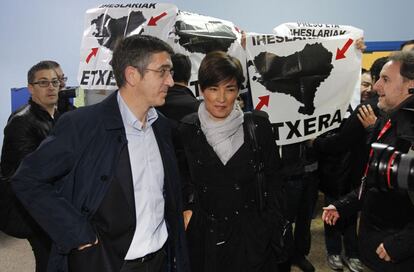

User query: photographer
[322,51,414,271]
[48,60,78,113]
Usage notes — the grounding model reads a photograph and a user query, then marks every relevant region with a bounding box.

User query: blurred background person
[370,57,389,86]
[360,68,374,103]
[157,53,200,123]
[313,67,381,272]
[400,40,414,52]
[47,60,67,90]
[281,141,319,272]
[0,60,61,272]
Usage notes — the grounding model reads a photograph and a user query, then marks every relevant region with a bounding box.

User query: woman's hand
[322,204,340,225]
[183,210,193,230]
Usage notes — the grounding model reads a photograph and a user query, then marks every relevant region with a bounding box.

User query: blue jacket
[11,92,190,272]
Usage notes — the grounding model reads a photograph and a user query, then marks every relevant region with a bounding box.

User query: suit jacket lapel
[116,143,135,212]
[101,91,135,212]
[152,118,177,214]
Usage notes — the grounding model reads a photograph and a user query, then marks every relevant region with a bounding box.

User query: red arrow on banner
[255,95,270,110]
[86,47,98,64]
[148,12,167,26]
[335,38,354,60]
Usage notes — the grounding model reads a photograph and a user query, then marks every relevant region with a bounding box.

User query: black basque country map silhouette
[251,43,333,115]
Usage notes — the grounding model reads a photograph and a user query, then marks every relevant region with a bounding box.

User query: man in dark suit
[11,35,190,272]
[156,53,200,123]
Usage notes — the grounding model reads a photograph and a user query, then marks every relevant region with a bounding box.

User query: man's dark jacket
[1,99,57,178]
[11,92,190,272]
[314,99,379,197]
[0,99,57,237]
[156,84,200,124]
[334,95,414,271]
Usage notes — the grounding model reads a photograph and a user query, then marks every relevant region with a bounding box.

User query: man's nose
[165,73,174,87]
[48,84,59,92]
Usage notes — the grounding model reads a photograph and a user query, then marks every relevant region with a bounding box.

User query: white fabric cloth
[198,102,244,165]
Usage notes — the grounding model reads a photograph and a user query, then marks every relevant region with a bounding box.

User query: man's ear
[27,84,34,95]
[124,66,140,86]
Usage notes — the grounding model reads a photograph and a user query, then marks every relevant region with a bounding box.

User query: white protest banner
[273,22,364,111]
[167,10,246,97]
[246,22,363,145]
[77,3,178,90]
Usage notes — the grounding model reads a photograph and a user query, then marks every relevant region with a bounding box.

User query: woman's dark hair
[198,51,244,91]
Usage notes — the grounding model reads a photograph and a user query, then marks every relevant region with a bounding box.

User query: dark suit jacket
[11,92,190,272]
[156,84,200,124]
[314,100,379,197]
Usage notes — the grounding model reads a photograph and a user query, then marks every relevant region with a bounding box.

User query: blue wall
[0,0,412,149]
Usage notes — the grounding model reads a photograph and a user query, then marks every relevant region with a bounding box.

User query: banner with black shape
[245,23,363,145]
[166,10,246,97]
[77,3,178,90]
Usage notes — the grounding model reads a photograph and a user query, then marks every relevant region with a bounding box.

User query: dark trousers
[27,230,52,272]
[284,172,319,257]
[120,248,167,272]
[324,195,359,257]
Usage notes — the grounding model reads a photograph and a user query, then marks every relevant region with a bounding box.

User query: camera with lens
[367,143,413,192]
[58,87,77,113]
[366,107,414,192]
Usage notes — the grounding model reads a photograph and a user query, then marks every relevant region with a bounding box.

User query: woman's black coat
[177,111,285,272]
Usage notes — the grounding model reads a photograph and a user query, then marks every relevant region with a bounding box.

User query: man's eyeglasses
[59,76,68,83]
[31,80,60,88]
[145,67,174,78]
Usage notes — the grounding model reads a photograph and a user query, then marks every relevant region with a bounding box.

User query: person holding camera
[47,60,79,113]
[0,60,61,272]
[46,60,67,90]
[322,50,414,271]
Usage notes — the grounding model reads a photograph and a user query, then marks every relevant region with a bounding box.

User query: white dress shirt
[117,93,168,260]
